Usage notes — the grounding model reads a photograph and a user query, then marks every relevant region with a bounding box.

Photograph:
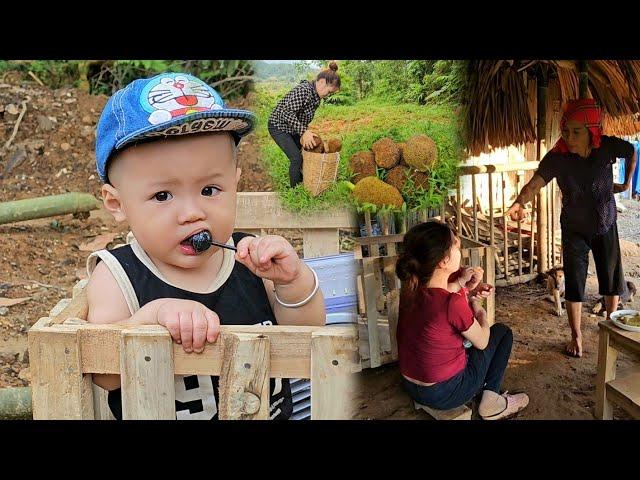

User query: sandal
[479,391,529,420]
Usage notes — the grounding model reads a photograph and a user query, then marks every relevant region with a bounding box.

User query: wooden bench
[595,320,640,419]
[413,401,472,420]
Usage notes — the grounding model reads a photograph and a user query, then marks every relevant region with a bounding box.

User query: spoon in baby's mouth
[187,230,237,253]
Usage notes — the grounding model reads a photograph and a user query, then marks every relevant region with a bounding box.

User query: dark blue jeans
[403,323,513,410]
[268,124,303,187]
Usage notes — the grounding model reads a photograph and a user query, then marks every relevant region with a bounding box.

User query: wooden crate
[28,281,360,420]
[354,233,496,369]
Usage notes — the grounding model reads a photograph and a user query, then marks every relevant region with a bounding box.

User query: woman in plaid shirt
[268,62,341,187]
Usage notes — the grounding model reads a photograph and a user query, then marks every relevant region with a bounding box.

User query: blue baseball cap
[95,72,255,182]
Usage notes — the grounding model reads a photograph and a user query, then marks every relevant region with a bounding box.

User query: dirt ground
[353,199,640,420]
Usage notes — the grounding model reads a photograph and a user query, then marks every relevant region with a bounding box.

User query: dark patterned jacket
[268,80,321,136]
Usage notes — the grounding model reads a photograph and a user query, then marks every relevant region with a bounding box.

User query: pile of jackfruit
[349,134,438,209]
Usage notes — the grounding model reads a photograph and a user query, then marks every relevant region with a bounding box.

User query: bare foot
[565,337,582,357]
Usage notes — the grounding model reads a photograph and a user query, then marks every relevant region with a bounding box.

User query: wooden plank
[363,211,380,257]
[595,326,618,420]
[494,272,539,287]
[303,228,339,258]
[50,287,89,325]
[599,320,640,356]
[311,329,359,419]
[120,327,175,420]
[28,322,94,419]
[41,323,351,379]
[235,192,358,229]
[459,161,540,175]
[354,233,404,247]
[92,383,115,420]
[362,258,381,368]
[605,367,640,419]
[218,333,270,420]
[414,401,471,420]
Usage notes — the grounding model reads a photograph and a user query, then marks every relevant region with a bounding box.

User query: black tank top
[104,232,293,420]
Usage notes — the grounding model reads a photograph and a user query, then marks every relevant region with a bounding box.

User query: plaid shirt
[268,80,321,136]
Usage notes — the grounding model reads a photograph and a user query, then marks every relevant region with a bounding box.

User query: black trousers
[268,124,303,188]
[562,223,625,302]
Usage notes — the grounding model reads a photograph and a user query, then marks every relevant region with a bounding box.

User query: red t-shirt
[397,285,475,383]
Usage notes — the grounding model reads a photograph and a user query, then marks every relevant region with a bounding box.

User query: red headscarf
[551,99,602,153]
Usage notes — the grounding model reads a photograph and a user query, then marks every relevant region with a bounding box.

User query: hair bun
[328,61,338,72]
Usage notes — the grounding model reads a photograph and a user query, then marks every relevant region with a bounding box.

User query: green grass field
[254,84,463,214]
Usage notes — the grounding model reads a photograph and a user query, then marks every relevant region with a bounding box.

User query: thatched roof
[463,60,640,156]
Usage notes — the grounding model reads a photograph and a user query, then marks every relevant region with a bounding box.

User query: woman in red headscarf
[507,99,638,357]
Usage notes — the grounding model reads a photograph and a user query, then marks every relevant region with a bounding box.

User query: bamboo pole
[0,192,101,225]
[536,68,549,274]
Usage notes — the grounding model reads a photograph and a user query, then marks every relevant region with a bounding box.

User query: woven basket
[301,150,340,197]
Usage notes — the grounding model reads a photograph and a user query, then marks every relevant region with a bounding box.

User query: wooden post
[485,246,496,324]
[529,195,536,275]
[219,333,270,420]
[579,60,589,99]
[362,258,381,368]
[536,67,549,274]
[517,172,523,276]
[120,328,175,420]
[488,172,495,247]
[551,181,556,267]
[595,326,618,420]
[472,174,478,241]
[28,319,94,419]
[311,329,358,420]
[456,181,462,235]
[501,172,509,281]
[303,228,339,258]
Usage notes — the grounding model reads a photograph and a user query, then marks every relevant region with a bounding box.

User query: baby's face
[105,133,240,269]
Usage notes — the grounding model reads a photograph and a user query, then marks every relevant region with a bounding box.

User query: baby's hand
[235,235,302,286]
[156,299,220,353]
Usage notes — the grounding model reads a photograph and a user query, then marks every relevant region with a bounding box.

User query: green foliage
[0,60,254,98]
[255,84,463,214]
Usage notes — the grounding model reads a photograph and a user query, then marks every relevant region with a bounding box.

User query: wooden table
[595,320,640,419]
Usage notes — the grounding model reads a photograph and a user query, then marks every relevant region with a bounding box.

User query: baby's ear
[101,184,126,222]
[235,166,242,185]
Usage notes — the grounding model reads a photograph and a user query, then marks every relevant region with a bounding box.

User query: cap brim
[114,108,255,151]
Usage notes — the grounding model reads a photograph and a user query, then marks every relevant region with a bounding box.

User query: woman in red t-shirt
[396,221,529,420]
